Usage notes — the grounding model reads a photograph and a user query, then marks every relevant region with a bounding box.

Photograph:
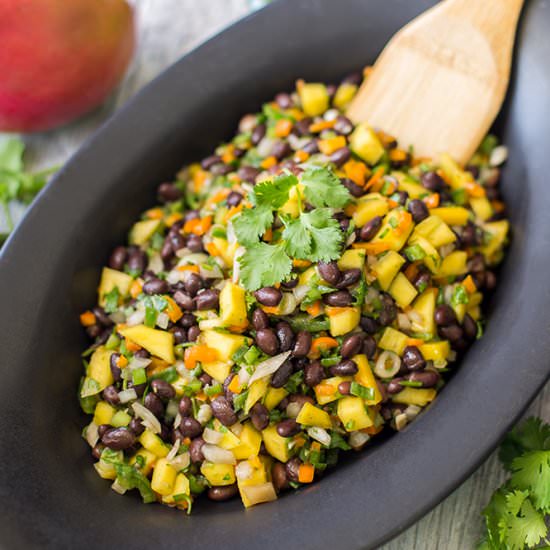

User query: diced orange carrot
[164,295,183,323]
[130,279,143,299]
[492,200,506,213]
[184,345,218,370]
[364,166,386,191]
[376,130,397,149]
[318,136,347,156]
[79,311,96,327]
[221,145,236,164]
[343,159,369,186]
[261,156,278,169]
[363,66,374,78]
[224,203,244,222]
[310,441,321,453]
[463,274,477,294]
[176,264,200,273]
[116,355,128,368]
[394,210,413,236]
[362,425,383,435]
[305,300,322,318]
[227,376,242,395]
[115,323,127,333]
[183,437,192,446]
[192,168,208,192]
[205,242,221,257]
[262,227,273,242]
[316,383,337,396]
[195,392,207,401]
[125,338,141,352]
[261,305,281,315]
[352,241,390,254]
[206,188,230,207]
[275,118,293,137]
[464,180,486,198]
[292,258,311,269]
[381,179,397,196]
[294,149,310,163]
[308,120,335,133]
[164,212,183,227]
[389,148,409,164]
[404,263,419,282]
[310,337,338,356]
[183,215,212,236]
[298,463,315,483]
[423,193,440,208]
[293,435,307,449]
[406,338,424,347]
[145,207,164,220]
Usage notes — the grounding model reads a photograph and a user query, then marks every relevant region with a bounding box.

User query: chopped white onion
[287,134,310,151]
[292,284,310,303]
[239,483,277,506]
[490,145,508,167]
[131,402,161,434]
[175,247,192,259]
[111,479,127,495]
[286,402,302,419]
[232,246,245,283]
[165,399,179,420]
[126,309,145,327]
[199,263,223,279]
[118,388,138,404]
[109,311,126,324]
[148,252,163,273]
[397,313,412,331]
[443,285,454,305]
[85,422,99,447]
[238,365,251,387]
[235,461,253,481]
[323,108,340,121]
[166,270,183,285]
[404,405,421,421]
[226,220,237,245]
[128,356,152,371]
[307,427,332,447]
[374,350,401,378]
[169,452,190,471]
[167,438,181,461]
[203,427,224,445]
[175,360,189,378]
[173,412,182,429]
[177,253,208,266]
[247,351,292,386]
[395,413,408,431]
[345,231,356,247]
[257,136,276,157]
[349,431,370,449]
[201,444,236,465]
[277,293,297,316]
[433,359,448,370]
[156,312,170,330]
[196,404,213,425]
[439,243,455,259]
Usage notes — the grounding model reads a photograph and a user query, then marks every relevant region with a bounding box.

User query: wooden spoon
[347,0,524,164]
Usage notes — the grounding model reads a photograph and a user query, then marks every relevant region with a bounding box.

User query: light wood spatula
[346,0,524,164]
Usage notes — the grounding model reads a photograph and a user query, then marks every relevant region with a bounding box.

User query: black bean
[184,210,200,222]
[180,417,203,438]
[378,294,397,326]
[108,246,127,270]
[301,139,319,154]
[276,321,295,352]
[143,278,169,295]
[408,199,429,223]
[394,191,409,205]
[144,392,164,418]
[187,325,201,342]
[127,248,147,274]
[277,419,300,437]
[179,313,196,328]
[341,177,365,197]
[189,437,205,463]
[434,304,457,326]
[288,394,315,409]
[402,346,426,371]
[93,306,113,327]
[363,335,377,359]
[360,316,380,334]
[292,331,312,358]
[439,324,464,342]
[173,290,194,311]
[127,381,146,397]
[339,218,350,232]
[102,385,120,405]
[360,216,383,241]
[408,370,439,388]
[183,273,202,297]
[238,165,260,184]
[172,326,187,344]
[271,359,293,388]
[256,328,279,356]
[211,396,237,427]
[97,424,111,438]
[461,223,479,247]
[151,379,175,400]
[128,417,145,436]
[160,238,174,261]
[134,348,150,359]
[414,271,431,292]
[92,443,105,460]
[293,117,312,137]
[341,333,364,359]
[462,313,477,340]
[335,268,362,289]
[272,462,290,491]
[101,428,136,451]
[158,182,182,203]
[109,353,122,382]
[468,253,485,273]
[323,290,353,307]
[329,146,351,167]
[207,484,238,502]
[272,140,292,160]
[211,163,233,176]
[275,92,293,109]
[421,171,444,192]
[169,232,186,253]
[485,271,497,290]
[304,361,324,387]
[254,287,283,306]
[317,260,342,285]
[251,123,267,145]
[285,458,301,482]
[252,308,269,331]
[186,234,204,253]
[338,381,352,395]
[226,191,243,207]
[199,373,213,386]
[333,115,353,135]
[386,378,404,394]
[250,403,270,431]
[195,289,220,310]
[330,359,358,376]
[201,155,222,170]
[292,356,308,372]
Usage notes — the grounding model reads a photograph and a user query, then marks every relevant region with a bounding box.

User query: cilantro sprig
[233,167,352,290]
[479,417,550,550]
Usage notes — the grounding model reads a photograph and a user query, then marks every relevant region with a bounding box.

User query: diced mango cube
[337,396,373,431]
[326,306,361,336]
[373,250,405,291]
[429,207,470,226]
[338,249,366,270]
[130,449,157,476]
[389,272,418,308]
[87,346,114,392]
[201,329,248,362]
[350,123,385,165]
[295,402,332,429]
[409,289,437,336]
[353,354,382,405]
[378,327,409,355]
[298,82,329,116]
[333,83,357,109]
[139,429,170,457]
[232,423,263,460]
[314,376,350,405]
[244,378,269,414]
[392,387,437,406]
[129,219,161,246]
[98,267,133,305]
[352,194,389,227]
[118,325,174,363]
[436,251,468,278]
[200,462,236,486]
[151,458,177,496]
[264,387,288,411]
[262,425,290,463]
[470,197,493,221]
[201,360,233,384]
[219,282,248,329]
[93,401,115,426]
[419,341,450,362]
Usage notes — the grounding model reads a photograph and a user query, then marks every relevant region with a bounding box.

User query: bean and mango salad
[79,71,509,512]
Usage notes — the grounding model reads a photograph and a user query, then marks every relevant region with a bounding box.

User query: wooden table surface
[7,1,549,548]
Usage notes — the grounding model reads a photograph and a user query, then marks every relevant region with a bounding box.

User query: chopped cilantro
[238,242,292,291]
[103,287,120,314]
[350,382,375,400]
[451,285,469,306]
[300,166,352,209]
[405,244,426,262]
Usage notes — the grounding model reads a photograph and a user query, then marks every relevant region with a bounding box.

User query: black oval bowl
[1,1,549,548]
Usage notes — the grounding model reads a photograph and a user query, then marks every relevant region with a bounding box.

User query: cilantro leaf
[301,166,352,209]
[238,242,292,291]
[481,486,509,549]
[510,451,550,512]
[500,417,550,470]
[103,287,120,314]
[0,138,24,172]
[252,173,298,208]
[451,284,469,306]
[114,463,156,503]
[232,204,273,247]
[282,216,311,258]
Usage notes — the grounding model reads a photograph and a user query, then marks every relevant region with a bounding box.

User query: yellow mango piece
[392,387,437,406]
[151,458,177,496]
[219,282,248,329]
[373,250,405,291]
[119,325,174,363]
[413,215,457,248]
[378,327,409,355]
[439,153,473,189]
[371,210,414,252]
[201,329,248,363]
[264,387,288,411]
[232,423,262,460]
[87,346,114,392]
[326,306,361,336]
[314,376,350,405]
[429,207,470,226]
[410,289,437,336]
[436,251,468,278]
[419,341,450,362]
[93,401,115,426]
[129,219,161,246]
[262,425,290,463]
[353,354,382,405]
[408,235,441,274]
[201,361,232,384]
[481,220,509,264]
[338,249,366,270]
[470,197,493,221]
[130,449,157,476]
[295,402,332,429]
[98,267,133,306]
[94,461,117,480]
[244,378,269,414]
[139,429,170,458]
[352,194,389,227]
[200,462,236,486]
[298,82,329,116]
[337,396,373,431]
[395,173,427,198]
[162,473,191,507]
[333,82,357,109]
[350,123,385,165]
[298,266,317,287]
[389,272,418,308]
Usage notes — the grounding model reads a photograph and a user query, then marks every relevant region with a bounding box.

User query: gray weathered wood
[2,1,548,548]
